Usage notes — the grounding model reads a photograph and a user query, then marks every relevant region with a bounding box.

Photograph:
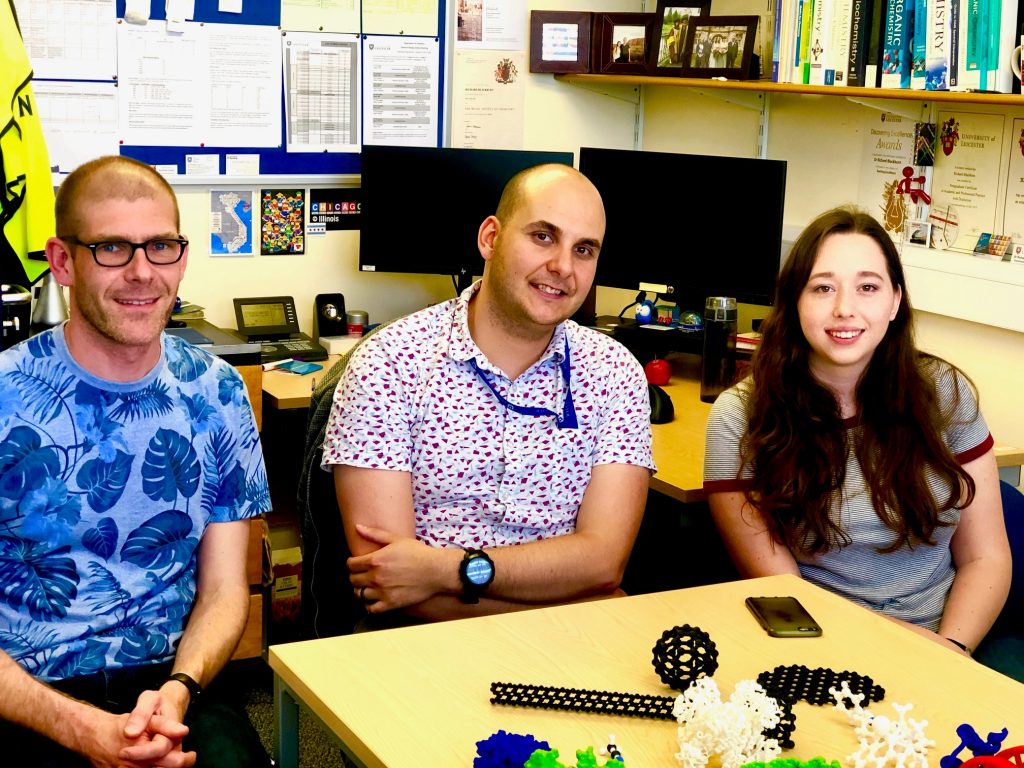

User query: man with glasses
[0,155,270,767]
[323,164,654,629]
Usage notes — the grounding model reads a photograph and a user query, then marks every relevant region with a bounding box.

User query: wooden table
[269,574,1024,767]
[263,352,1024,502]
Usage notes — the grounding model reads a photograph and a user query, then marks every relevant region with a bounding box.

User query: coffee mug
[1014,44,1023,81]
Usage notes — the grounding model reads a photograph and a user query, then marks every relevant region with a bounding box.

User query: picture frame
[529,11,592,74]
[679,15,758,80]
[650,0,710,76]
[592,12,656,75]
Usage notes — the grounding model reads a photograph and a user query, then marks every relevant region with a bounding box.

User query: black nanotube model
[651,624,720,692]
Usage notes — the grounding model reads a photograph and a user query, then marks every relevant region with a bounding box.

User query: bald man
[323,164,655,627]
[0,156,270,767]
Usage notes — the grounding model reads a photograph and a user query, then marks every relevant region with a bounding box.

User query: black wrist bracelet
[944,636,972,655]
[166,672,203,701]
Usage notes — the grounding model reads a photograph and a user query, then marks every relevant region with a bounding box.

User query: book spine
[953,0,980,88]
[948,0,960,85]
[848,0,875,85]
[792,0,806,82]
[799,0,816,82]
[808,0,832,83]
[779,0,797,82]
[773,0,784,79]
[881,0,912,87]
[911,0,929,87]
[925,0,950,88]
[866,0,890,85]
[967,0,986,87]
[832,0,855,83]
[992,0,1015,91]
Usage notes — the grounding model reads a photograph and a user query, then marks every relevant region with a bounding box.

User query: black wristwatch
[165,672,202,702]
[458,548,495,604]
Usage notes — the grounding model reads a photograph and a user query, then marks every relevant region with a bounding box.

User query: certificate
[856,111,917,238]
[930,110,1006,253]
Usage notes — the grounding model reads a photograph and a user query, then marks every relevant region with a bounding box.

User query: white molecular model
[672,678,783,768]
[830,680,935,768]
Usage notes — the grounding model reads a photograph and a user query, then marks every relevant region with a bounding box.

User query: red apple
[644,358,671,386]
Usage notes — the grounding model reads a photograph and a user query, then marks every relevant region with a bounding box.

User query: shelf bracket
[689,87,766,113]
[845,96,930,122]
[558,78,642,105]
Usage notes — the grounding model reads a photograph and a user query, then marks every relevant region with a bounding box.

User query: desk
[262,353,1024,501]
[269,574,1024,767]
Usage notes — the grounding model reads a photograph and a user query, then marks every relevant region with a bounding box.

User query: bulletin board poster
[260,189,306,255]
[211,190,255,256]
[309,188,362,232]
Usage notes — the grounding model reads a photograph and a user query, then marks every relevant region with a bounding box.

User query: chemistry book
[911,0,929,88]
[808,0,833,83]
[847,0,876,86]
[881,0,914,88]
[830,0,855,83]
[925,0,952,89]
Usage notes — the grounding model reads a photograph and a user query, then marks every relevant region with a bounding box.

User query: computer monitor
[579,147,787,312]
[359,145,575,293]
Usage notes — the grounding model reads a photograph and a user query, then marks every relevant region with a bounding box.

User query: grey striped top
[704,365,993,629]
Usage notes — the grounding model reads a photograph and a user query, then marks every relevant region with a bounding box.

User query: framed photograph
[650,0,710,76]
[679,15,758,80]
[592,12,656,75]
[529,11,592,74]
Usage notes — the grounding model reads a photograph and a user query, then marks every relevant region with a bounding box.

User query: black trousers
[0,661,269,768]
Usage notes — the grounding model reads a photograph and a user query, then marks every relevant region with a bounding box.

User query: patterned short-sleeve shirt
[322,282,655,548]
[0,325,270,681]
[704,364,993,629]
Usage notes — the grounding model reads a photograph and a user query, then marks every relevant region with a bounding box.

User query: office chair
[297,321,395,639]
[973,480,1024,682]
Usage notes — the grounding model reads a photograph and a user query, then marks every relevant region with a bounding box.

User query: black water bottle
[700,296,737,403]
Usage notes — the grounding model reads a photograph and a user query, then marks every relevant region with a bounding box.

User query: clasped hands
[348,524,455,613]
[89,684,196,768]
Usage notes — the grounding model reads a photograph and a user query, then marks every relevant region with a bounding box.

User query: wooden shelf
[554,73,1024,106]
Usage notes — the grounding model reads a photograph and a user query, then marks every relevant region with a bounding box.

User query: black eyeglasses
[62,237,188,268]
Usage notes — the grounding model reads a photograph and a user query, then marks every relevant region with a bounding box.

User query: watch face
[465,556,494,586]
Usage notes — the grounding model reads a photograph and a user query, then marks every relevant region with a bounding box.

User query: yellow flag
[1,1,56,287]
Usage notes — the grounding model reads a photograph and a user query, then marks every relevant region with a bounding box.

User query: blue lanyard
[468,338,578,430]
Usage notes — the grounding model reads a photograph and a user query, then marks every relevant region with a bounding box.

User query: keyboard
[258,337,328,364]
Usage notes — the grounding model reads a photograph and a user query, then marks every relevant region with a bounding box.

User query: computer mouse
[649,384,674,424]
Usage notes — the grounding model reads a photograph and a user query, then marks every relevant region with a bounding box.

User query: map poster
[856,111,918,238]
[260,189,306,255]
[1001,118,1024,250]
[309,188,361,232]
[210,190,254,257]
[929,111,1005,253]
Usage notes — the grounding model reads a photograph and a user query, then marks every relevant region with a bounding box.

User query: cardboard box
[271,545,302,627]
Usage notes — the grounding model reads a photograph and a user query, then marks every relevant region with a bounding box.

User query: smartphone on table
[745,596,822,637]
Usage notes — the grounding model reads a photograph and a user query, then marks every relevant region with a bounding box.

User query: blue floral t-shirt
[0,325,270,681]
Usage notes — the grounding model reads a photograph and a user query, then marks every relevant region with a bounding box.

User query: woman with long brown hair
[704,206,1010,657]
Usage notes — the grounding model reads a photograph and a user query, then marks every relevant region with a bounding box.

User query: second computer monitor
[579,147,787,311]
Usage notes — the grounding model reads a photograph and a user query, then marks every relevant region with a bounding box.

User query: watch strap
[165,672,202,701]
